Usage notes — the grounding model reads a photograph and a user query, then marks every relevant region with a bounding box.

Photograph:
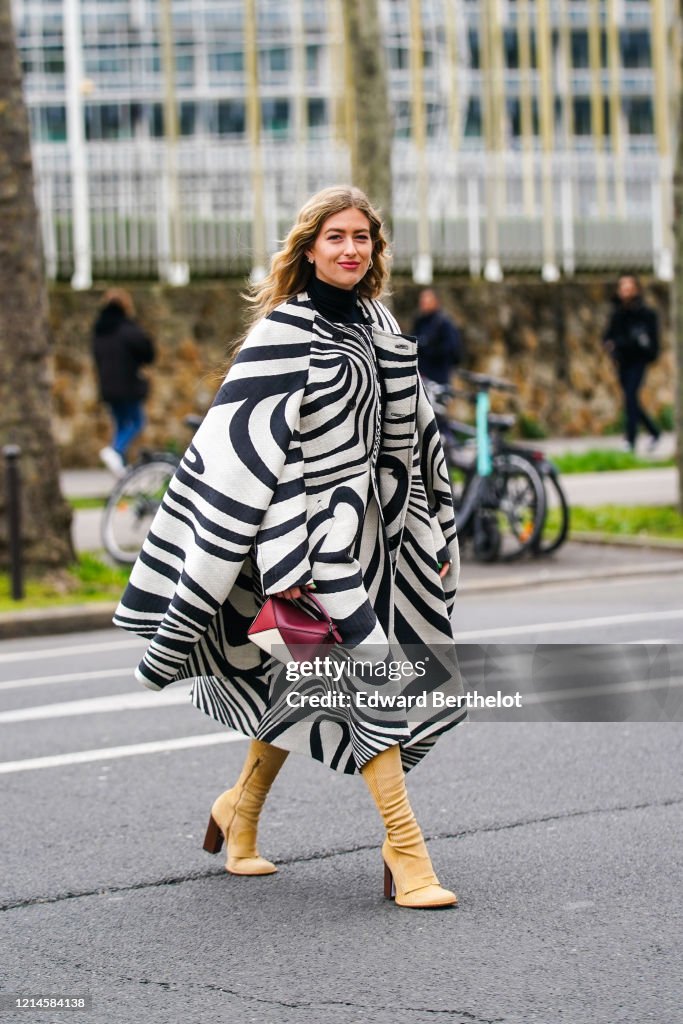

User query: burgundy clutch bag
[248,593,342,664]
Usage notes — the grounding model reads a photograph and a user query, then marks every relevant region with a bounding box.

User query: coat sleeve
[415,375,460,592]
[113,319,311,689]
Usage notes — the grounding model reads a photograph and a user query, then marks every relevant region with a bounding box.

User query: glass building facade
[11,0,678,280]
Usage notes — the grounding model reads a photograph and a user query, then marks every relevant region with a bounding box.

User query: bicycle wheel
[488,452,546,560]
[101,458,177,564]
[534,467,570,556]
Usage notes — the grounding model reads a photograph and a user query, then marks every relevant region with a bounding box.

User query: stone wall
[48,276,675,466]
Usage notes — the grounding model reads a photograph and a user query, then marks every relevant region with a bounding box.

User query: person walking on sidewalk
[602,274,661,453]
[92,288,155,476]
[412,287,463,386]
[114,185,465,909]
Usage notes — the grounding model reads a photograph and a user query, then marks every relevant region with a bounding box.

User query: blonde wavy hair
[223,186,391,369]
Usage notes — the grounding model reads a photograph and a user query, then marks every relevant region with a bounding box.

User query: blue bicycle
[424,372,548,562]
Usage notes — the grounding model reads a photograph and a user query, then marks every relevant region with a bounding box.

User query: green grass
[552,450,675,474]
[569,505,683,540]
[68,496,108,510]
[0,554,131,612]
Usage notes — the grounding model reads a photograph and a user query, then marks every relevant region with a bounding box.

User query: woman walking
[114,186,465,909]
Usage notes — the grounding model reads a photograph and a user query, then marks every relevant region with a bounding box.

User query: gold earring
[368,257,374,270]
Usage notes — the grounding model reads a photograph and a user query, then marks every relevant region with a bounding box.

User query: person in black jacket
[602,275,661,453]
[412,288,463,385]
[92,289,155,475]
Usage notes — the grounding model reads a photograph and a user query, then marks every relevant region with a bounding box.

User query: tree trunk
[341,0,393,227]
[674,22,683,516]
[0,0,74,571]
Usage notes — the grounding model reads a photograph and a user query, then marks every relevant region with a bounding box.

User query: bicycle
[487,422,570,557]
[424,372,548,562]
[101,415,202,564]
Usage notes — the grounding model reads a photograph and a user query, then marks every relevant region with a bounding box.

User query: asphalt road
[1,572,682,1024]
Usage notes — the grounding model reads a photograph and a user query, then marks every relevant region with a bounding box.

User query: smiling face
[306,207,374,290]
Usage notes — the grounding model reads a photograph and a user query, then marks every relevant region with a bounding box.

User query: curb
[459,558,683,596]
[0,602,117,641]
[3,545,683,639]
[568,531,683,553]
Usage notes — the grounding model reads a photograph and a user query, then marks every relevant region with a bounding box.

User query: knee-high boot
[203,739,288,875]
[361,744,457,908]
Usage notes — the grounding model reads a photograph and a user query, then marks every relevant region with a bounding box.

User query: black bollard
[3,445,24,601]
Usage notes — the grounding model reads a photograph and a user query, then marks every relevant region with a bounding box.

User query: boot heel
[383,860,395,900]
[203,814,224,854]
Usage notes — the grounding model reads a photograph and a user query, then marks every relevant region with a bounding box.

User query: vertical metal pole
[245,0,267,282]
[159,0,189,285]
[3,446,24,602]
[63,0,92,290]
[588,0,607,216]
[467,176,482,278]
[340,1,358,180]
[329,0,346,147]
[409,0,432,284]
[557,0,575,144]
[443,0,462,159]
[537,0,559,281]
[651,0,673,280]
[517,0,535,217]
[606,0,626,218]
[480,0,503,282]
[292,0,307,206]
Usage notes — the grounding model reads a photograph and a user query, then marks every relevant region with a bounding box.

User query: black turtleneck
[308,274,367,325]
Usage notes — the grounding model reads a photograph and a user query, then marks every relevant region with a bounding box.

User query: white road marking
[0,689,189,723]
[0,732,244,774]
[0,668,129,693]
[456,608,683,641]
[0,637,145,665]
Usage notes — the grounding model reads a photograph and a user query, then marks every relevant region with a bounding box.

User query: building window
[266,47,290,73]
[262,98,290,137]
[507,98,539,137]
[573,97,591,135]
[572,97,610,136]
[31,105,66,142]
[216,101,246,135]
[85,104,125,140]
[306,45,320,72]
[393,99,411,138]
[464,97,482,138]
[620,31,651,69]
[307,98,327,135]
[626,97,654,135]
[388,46,409,70]
[208,50,244,73]
[43,45,64,74]
[504,30,519,70]
[571,30,589,68]
[180,102,196,136]
[468,30,480,70]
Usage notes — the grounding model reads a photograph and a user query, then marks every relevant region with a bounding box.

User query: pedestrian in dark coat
[114,186,464,909]
[602,275,661,453]
[92,289,155,475]
[412,288,463,385]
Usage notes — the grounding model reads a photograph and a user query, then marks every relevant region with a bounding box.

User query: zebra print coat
[114,291,466,773]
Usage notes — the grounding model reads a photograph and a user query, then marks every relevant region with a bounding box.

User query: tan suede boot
[361,744,457,908]
[203,739,288,875]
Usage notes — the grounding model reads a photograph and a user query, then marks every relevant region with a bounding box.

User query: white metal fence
[32,138,672,281]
